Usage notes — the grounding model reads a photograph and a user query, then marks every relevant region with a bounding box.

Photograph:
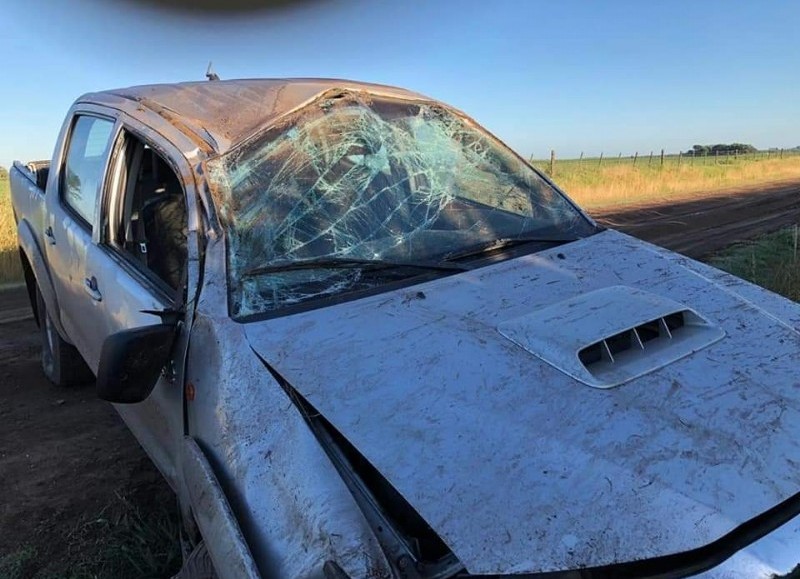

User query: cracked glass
[206,92,594,318]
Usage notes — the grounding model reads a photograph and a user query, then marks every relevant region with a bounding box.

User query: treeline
[686,143,757,156]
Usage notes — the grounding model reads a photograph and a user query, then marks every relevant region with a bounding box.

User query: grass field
[710,226,800,303]
[0,493,180,579]
[0,175,24,285]
[531,152,800,210]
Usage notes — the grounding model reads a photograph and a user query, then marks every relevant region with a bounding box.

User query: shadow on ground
[0,308,180,579]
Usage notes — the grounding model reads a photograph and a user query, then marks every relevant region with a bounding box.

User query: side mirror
[96,324,176,403]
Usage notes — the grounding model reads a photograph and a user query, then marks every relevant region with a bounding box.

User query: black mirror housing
[96,325,176,403]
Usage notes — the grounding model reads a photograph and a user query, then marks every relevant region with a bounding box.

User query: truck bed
[22,161,50,191]
[10,160,50,250]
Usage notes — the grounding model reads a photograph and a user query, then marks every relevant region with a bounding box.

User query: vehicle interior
[112,136,188,296]
[25,160,50,190]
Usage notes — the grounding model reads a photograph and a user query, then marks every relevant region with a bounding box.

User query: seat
[140,167,187,291]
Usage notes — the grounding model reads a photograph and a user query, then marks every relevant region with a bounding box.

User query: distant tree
[729,143,757,154]
[688,145,710,156]
[687,143,757,156]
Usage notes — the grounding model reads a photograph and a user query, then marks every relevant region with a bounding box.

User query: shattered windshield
[207,91,594,319]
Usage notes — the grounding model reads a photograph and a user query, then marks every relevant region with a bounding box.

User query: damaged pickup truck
[10,79,800,578]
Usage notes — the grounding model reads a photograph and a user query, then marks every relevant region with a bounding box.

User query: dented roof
[82,78,430,153]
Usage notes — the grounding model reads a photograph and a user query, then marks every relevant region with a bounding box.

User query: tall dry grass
[0,177,23,285]
[533,154,800,210]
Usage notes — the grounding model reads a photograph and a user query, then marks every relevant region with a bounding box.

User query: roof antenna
[206,62,220,82]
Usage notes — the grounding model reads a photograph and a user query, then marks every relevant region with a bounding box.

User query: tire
[36,288,94,387]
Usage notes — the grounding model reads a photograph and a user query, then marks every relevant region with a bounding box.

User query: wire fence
[530,148,800,177]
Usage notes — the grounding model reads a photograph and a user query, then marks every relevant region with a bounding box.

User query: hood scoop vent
[498,286,725,388]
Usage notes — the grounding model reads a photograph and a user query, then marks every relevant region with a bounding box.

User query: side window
[110,132,188,295]
[62,115,115,227]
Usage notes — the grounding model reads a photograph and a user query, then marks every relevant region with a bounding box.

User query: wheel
[36,288,94,387]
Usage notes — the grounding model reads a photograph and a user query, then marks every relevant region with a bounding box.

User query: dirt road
[1,179,798,573]
[594,179,800,258]
[0,314,172,573]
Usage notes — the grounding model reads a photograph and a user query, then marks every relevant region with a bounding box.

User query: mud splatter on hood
[243,230,800,575]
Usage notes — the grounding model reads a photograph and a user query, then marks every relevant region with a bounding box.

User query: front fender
[181,436,261,579]
[17,219,71,343]
[185,312,394,579]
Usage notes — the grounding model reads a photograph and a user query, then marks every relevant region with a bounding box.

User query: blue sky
[1,0,798,168]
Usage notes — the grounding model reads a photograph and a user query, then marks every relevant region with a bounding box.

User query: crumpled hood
[243,230,800,575]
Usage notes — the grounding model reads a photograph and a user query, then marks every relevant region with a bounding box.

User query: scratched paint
[243,229,800,575]
[23,80,797,577]
[206,91,594,317]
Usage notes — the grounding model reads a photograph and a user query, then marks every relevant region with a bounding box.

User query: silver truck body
[10,79,800,578]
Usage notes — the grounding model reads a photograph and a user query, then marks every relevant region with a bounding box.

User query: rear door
[45,110,119,355]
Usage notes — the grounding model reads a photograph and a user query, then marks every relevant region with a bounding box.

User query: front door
[82,123,196,488]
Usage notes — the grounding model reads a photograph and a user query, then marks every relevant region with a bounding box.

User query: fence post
[678,151,682,166]
[598,152,604,166]
[550,149,555,176]
[660,149,665,167]
[633,152,638,166]
[579,152,584,165]
[781,148,784,159]
[648,151,653,166]
[618,152,622,161]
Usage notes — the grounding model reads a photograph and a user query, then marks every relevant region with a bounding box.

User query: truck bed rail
[12,160,50,192]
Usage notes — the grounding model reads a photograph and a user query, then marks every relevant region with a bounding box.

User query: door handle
[45,226,56,245]
[84,276,102,302]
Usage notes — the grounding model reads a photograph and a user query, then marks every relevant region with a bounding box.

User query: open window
[107,132,188,299]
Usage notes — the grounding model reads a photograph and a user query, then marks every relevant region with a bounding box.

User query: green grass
[709,226,800,302]
[0,547,38,579]
[0,493,181,579]
[530,151,800,210]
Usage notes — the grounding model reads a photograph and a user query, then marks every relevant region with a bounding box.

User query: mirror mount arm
[141,307,183,326]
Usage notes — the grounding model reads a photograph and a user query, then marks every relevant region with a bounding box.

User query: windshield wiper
[443,236,579,262]
[243,256,471,277]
